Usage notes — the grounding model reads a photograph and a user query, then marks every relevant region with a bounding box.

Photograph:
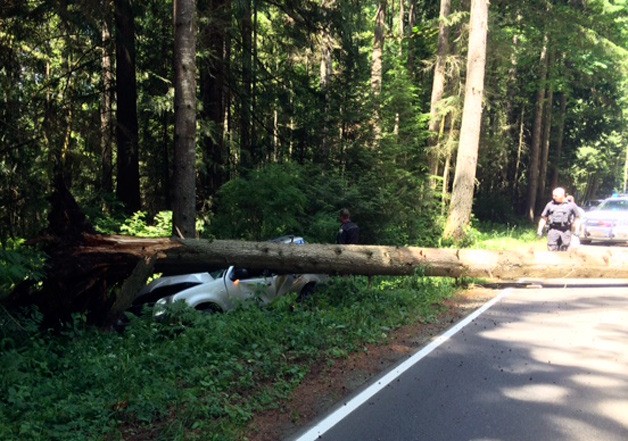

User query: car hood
[139,272,215,295]
[171,277,225,301]
[585,210,628,221]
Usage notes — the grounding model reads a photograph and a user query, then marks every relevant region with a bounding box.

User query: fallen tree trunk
[82,234,628,279]
[15,233,628,327]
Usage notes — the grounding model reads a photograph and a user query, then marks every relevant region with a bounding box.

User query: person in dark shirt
[336,208,359,244]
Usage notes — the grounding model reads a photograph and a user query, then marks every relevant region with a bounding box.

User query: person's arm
[537,217,547,237]
[572,207,582,235]
[537,202,551,237]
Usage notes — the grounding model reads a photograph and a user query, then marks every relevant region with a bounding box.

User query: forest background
[1,1,627,439]
[1,0,626,248]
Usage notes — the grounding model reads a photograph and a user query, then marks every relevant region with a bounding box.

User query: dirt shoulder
[245,286,500,441]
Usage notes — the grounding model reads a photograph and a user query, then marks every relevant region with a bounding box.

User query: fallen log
[15,233,628,327]
[83,234,628,279]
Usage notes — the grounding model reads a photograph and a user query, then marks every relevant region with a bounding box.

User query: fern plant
[0,240,46,300]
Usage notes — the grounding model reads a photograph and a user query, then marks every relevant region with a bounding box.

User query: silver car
[581,197,628,245]
[133,236,328,315]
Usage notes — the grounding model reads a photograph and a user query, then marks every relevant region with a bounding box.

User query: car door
[227,266,277,305]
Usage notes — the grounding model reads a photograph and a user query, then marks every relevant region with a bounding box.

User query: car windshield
[598,199,628,211]
[210,269,226,278]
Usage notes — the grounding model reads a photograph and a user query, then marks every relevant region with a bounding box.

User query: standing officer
[537,187,581,251]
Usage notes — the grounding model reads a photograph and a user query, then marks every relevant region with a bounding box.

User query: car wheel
[196,303,223,314]
[297,283,317,302]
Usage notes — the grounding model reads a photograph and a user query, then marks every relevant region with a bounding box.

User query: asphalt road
[291,283,628,441]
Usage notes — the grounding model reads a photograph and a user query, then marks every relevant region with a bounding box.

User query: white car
[132,236,327,315]
[582,199,603,211]
[581,197,628,245]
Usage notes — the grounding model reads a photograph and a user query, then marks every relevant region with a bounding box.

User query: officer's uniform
[540,201,580,251]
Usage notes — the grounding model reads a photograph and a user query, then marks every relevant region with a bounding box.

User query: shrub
[211,162,441,246]
[0,240,46,301]
[211,163,307,240]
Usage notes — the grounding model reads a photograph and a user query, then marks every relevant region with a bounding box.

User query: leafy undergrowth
[0,276,457,441]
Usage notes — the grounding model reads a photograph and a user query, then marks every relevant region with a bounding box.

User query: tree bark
[525,34,548,222]
[512,107,525,200]
[550,91,567,190]
[100,0,115,195]
[318,0,335,164]
[173,0,198,238]
[536,47,554,212]
[505,11,522,199]
[370,0,386,145]
[624,139,628,194]
[427,0,451,183]
[199,0,230,198]
[62,234,628,279]
[443,0,488,242]
[239,0,253,168]
[370,1,386,95]
[406,0,416,71]
[114,0,141,213]
[537,86,553,206]
[398,0,405,40]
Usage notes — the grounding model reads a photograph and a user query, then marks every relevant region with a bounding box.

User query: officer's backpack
[549,203,572,227]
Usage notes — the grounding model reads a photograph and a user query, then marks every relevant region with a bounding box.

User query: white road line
[292,288,513,441]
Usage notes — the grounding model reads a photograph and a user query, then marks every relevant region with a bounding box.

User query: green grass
[0,276,458,441]
[468,222,540,250]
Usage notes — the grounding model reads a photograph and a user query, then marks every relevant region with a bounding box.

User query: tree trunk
[318,0,335,163]
[398,0,405,41]
[370,0,386,145]
[406,0,416,71]
[443,0,488,242]
[525,34,548,222]
[18,223,628,329]
[505,11,522,198]
[537,43,555,209]
[172,0,198,238]
[441,144,451,214]
[100,0,114,195]
[161,112,172,208]
[441,118,455,213]
[537,71,554,213]
[319,35,332,88]
[239,0,253,169]
[199,0,230,198]
[370,1,386,95]
[624,140,628,194]
[81,235,628,280]
[114,0,141,213]
[251,3,259,162]
[22,232,628,326]
[550,91,567,190]
[427,0,451,184]
[223,27,233,178]
[512,107,525,201]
